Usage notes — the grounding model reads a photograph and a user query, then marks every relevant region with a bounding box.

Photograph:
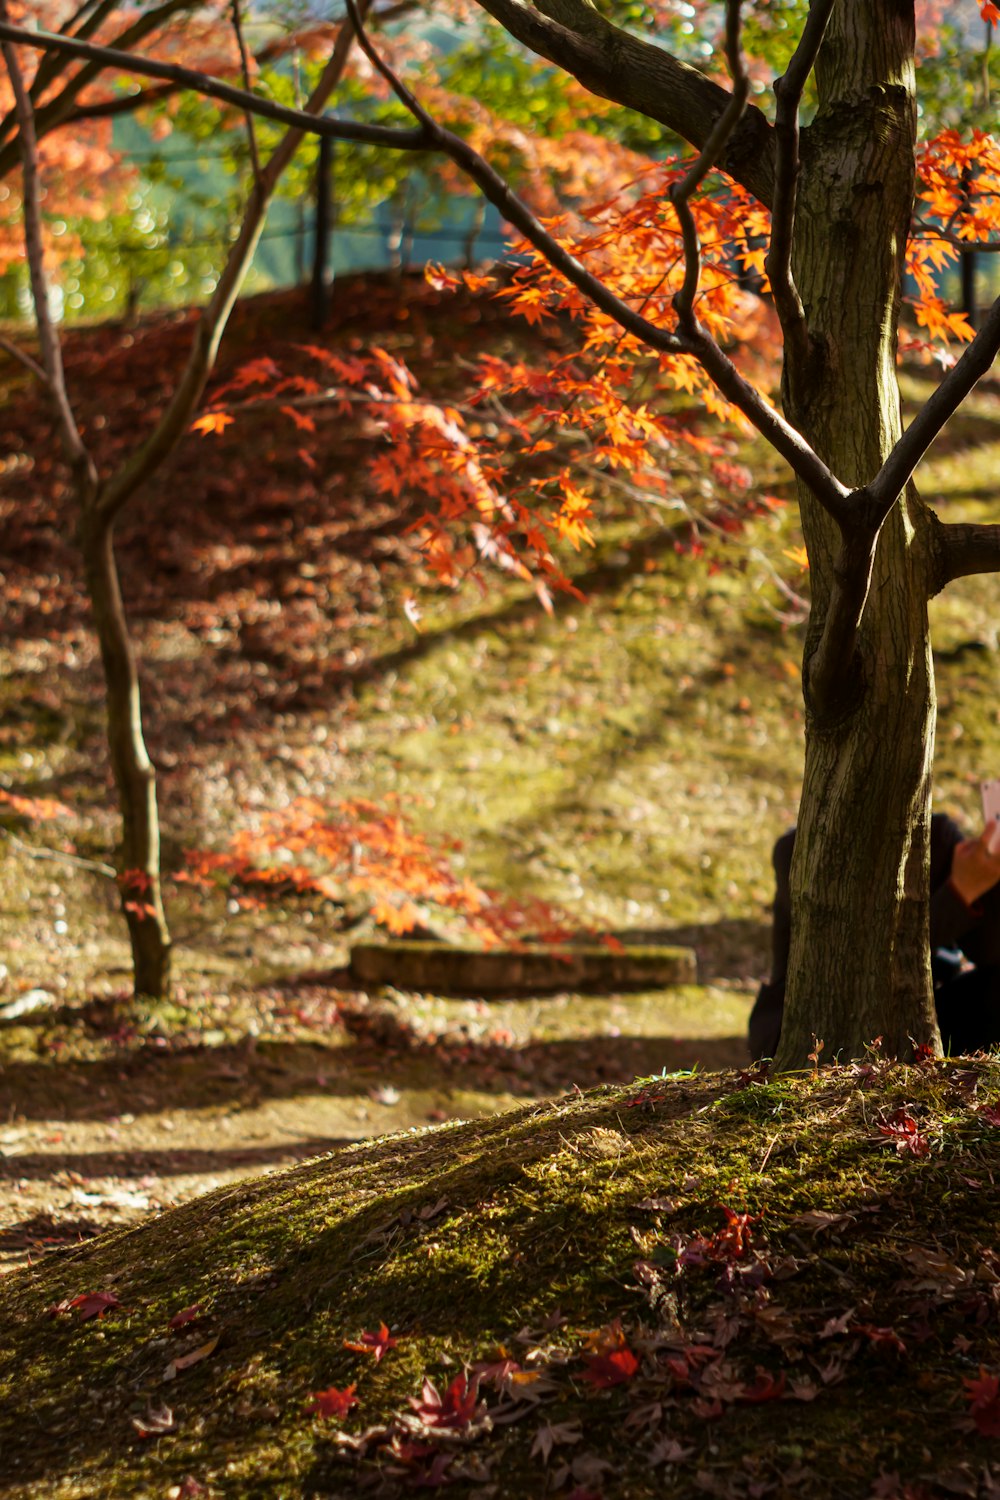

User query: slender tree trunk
[776,0,941,1065]
[79,513,172,999]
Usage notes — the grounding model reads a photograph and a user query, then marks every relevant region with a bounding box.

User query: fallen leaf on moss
[168,1304,205,1331]
[344,1320,398,1362]
[131,1404,175,1437]
[410,1372,486,1430]
[164,1336,219,1381]
[306,1384,359,1420]
[530,1419,582,1462]
[580,1347,640,1388]
[49,1291,121,1321]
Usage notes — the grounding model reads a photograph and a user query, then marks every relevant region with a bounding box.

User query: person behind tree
[749,814,1000,1060]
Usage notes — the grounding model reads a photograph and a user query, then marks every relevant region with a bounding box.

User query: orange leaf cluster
[180,796,579,947]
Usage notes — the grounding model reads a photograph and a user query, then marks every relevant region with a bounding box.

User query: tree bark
[79,515,172,999]
[776,0,941,1065]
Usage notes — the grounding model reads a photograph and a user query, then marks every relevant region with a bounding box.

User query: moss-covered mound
[4,1060,1000,1499]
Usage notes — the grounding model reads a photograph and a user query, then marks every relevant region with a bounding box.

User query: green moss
[5,1065,1000,1497]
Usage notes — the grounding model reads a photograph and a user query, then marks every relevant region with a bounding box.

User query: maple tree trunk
[775,0,940,1065]
[79,513,172,1000]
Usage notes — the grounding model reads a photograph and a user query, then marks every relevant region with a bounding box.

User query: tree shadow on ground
[0,1025,750,1123]
[0,1138,354,1184]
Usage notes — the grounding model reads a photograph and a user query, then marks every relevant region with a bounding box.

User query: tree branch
[669,0,749,331]
[62,81,178,122]
[932,520,1000,591]
[867,293,1000,518]
[469,0,775,208]
[0,20,430,156]
[0,12,97,498]
[95,9,368,524]
[805,519,879,712]
[765,0,837,375]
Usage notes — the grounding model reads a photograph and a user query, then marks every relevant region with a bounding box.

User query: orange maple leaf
[191,411,234,436]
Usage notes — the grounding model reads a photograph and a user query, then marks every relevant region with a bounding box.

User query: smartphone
[982,779,1000,827]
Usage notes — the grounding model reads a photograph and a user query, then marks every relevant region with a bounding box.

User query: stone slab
[348,940,698,995]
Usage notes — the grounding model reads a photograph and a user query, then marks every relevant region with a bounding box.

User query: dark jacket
[748,814,1000,1059]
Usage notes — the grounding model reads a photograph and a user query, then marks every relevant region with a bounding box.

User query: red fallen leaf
[977,1104,1000,1128]
[580,1348,640,1389]
[737,1369,787,1403]
[410,1372,484,1429]
[168,1304,204,1331]
[343,1321,398,1363]
[470,1352,521,1387]
[850,1323,907,1355]
[306,1383,358,1420]
[877,1108,930,1158]
[65,1291,120,1320]
[964,1368,1000,1437]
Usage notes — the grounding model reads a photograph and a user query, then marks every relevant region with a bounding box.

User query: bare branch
[0,19,430,154]
[765,0,837,373]
[0,824,116,880]
[469,0,775,207]
[95,9,368,523]
[669,0,749,331]
[932,520,1000,591]
[230,0,262,192]
[0,332,50,389]
[63,81,178,122]
[0,0,192,174]
[0,13,97,497]
[867,293,1000,517]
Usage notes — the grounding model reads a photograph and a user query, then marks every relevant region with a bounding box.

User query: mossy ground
[4,1061,1000,1498]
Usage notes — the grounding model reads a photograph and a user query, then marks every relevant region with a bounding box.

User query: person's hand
[949,822,1000,906]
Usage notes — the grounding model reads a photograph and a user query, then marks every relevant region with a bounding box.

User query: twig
[0,826,116,880]
[669,0,749,331]
[0,8,97,497]
[0,331,50,388]
[765,0,837,375]
[95,4,369,523]
[230,0,262,192]
[0,18,429,153]
[911,222,1000,253]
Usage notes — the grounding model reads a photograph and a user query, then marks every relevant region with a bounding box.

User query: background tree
[1,0,998,1062]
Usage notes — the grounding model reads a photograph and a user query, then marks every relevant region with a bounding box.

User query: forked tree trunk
[79,515,172,999]
[776,0,941,1065]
